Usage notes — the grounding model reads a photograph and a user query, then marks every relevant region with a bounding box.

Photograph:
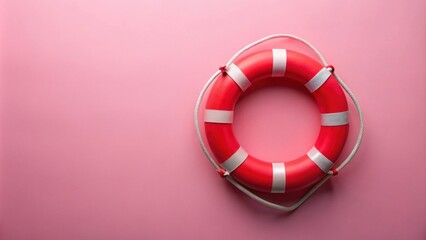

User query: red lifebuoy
[204,49,349,193]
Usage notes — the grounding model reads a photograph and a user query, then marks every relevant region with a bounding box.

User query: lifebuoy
[204,49,349,193]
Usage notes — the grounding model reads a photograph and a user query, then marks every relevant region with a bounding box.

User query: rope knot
[219,66,227,75]
[331,168,339,176]
[326,64,335,73]
[217,168,229,177]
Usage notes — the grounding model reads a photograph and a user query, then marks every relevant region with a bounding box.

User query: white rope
[194,34,364,211]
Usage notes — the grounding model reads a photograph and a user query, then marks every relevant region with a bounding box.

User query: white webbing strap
[321,111,349,126]
[272,49,287,77]
[227,63,251,91]
[305,67,332,93]
[271,162,286,193]
[195,34,364,211]
[221,147,248,174]
[204,109,234,123]
[307,147,333,173]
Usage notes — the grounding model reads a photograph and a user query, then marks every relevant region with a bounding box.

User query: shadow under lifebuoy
[224,175,334,215]
[220,175,336,218]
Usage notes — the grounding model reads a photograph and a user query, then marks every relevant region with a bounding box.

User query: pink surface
[0,0,425,239]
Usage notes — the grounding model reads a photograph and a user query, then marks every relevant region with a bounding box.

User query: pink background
[1,0,425,239]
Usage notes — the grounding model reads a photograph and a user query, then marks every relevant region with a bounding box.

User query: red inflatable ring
[204,49,349,193]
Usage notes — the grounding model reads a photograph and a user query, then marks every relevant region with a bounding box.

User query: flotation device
[195,34,363,210]
[204,49,349,193]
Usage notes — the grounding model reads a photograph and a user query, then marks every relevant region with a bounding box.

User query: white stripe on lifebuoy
[271,162,286,193]
[227,64,251,91]
[221,147,248,173]
[307,147,333,172]
[272,49,287,77]
[204,109,234,123]
[321,111,349,126]
[305,68,332,93]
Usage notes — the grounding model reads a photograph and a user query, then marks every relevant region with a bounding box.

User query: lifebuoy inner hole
[233,77,321,163]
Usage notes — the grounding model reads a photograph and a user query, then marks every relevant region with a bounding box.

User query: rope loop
[195,34,364,211]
